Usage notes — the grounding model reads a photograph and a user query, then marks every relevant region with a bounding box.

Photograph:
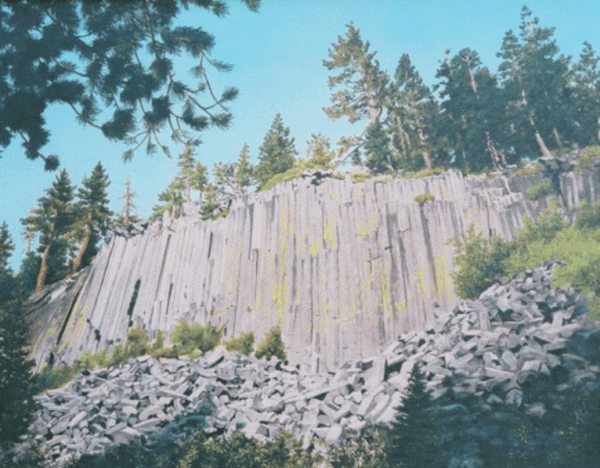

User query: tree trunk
[485,131,507,170]
[531,118,553,158]
[72,225,92,275]
[415,117,432,169]
[552,128,563,150]
[36,243,51,294]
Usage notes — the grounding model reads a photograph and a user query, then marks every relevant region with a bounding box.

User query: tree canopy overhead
[0,0,260,170]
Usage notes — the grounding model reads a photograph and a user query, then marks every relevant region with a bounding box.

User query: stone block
[325,424,343,444]
[521,360,541,373]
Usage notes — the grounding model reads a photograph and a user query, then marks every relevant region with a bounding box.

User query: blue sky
[2,0,600,271]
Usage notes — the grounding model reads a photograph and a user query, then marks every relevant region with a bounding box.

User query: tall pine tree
[69,163,112,274]
[214,144,255,198]
[255,114,297,189]
[497,7,571,158]
[387,53,440,171]
[323,23,389,164]
[22,170,76,293]
[118,175,139,229]
[386,363,444,468]
[0,223,14,281]
[0,228,37,450]
[570,41,600,146]
[436,48,509,172]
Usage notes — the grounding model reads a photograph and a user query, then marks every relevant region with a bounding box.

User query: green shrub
[351,172,372,184]
[149,345,179,359]
[373,176,392,184]
[33,363,79,394]
[66,428,323,468]
[402,166,444,179]
[224,331,255,356]
[107,344,129,368]
[332,172,345,180]
[170,318,223,355]
[414,193,435,205]
[79,350,96,371]
[255,325,286,360]
[152,330,165,350]
[126,325,150,358]
[260,159,334,192]
[575,145,600,174]
[513,161,543,176]
[93,349,109,369]
[527,180,553,200]
[329,426,387,468]
[575,200,600,231]
[449,223,516,299]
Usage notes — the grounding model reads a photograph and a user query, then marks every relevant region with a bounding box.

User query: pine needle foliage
[386,363,445,468]
[255,325,286,361]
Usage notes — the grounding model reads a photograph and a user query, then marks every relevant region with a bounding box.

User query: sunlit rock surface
[28,165,600,372]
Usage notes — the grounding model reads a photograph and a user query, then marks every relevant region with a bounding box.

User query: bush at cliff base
[255,326,286,361]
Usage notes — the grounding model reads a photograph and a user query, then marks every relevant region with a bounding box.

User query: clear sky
[2,0,600,271]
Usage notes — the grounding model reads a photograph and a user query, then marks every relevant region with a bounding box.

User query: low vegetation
[255,325,286,361]
[414,193,435,205]
[32,321,279,395]
[401,166,445,179]
[351,172,372,184]
[224,331,255,356]
[527,179,553,200]
[513,160,544,176]
[260,159,335,192]
[574,145,600,174]
[450,199,600,318]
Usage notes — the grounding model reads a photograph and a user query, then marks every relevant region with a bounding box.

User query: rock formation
[22,262,600,467]
[28,163,600,372]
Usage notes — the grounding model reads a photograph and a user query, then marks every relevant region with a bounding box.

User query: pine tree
[255,114,297,189]
[150,147,210,222]
[191,162,209,203]
[387,53,440,171]
[69,163,112,274]
[386,363,444,468]
[118,175,139,229]
[0,1,261,169]
[570,41,600,145]
[497,7,571,158]
[0,223,14,280]
[323,23,388,125]
[175,146,196,201]
[0,229,36,450]
[21,170,76,293]
[363,121,394,173]
[306,133,335,167]
[214,144,255,198]
[323,23,389,163]
[235,144,254,193]
[436,48,509,172]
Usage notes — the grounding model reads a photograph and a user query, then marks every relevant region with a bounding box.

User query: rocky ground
[22,260,600,467]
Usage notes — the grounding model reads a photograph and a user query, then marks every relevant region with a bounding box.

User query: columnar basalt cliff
[28,165,600,372]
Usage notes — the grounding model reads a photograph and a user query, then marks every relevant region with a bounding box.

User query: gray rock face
[27,167,600,373]
[22,262,600,467]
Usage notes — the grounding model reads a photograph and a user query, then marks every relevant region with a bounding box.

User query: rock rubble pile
[26,261,600,467]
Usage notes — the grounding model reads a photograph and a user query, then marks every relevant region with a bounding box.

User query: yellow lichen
[310,240,319,258]
[434,253,454,302]
[324,218,338,249]
[415,266,428,298]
